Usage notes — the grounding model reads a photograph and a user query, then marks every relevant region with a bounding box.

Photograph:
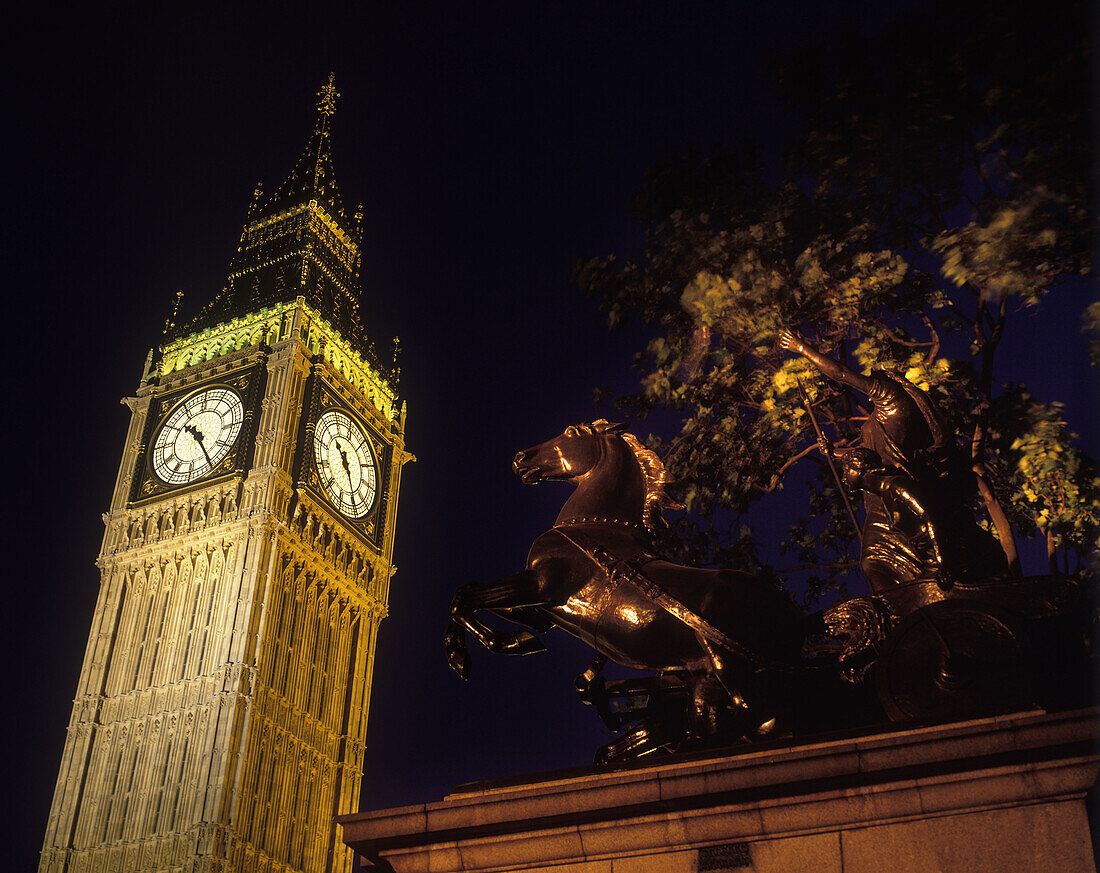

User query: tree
[577,1,1096,600]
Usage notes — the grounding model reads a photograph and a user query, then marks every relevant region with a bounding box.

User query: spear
[797,379,862,541]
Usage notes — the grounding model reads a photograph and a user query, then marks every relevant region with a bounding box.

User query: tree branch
[940,294,975,329]
[969,140,997,203]
[921,313,941,363]
[874,321,936,348]
[753,442,820,492]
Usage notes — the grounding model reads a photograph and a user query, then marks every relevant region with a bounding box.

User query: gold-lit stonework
[40,80,410,873]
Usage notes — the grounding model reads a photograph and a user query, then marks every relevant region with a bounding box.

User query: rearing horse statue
[445,420,806,754]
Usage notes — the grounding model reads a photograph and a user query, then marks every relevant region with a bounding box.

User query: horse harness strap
[553,527,791,671]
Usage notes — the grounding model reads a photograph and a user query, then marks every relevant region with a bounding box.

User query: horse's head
[513,420,684,534]
[512,420,624,485]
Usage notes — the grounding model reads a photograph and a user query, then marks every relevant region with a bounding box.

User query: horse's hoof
[754,716,777,736]
[444,636,471,680]
[447,650,471,681]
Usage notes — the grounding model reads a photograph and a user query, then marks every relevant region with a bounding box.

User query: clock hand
[337,442,353,478]
[185,423,215,467]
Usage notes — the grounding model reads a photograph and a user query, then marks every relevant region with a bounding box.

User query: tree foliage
[577,1,1096,599]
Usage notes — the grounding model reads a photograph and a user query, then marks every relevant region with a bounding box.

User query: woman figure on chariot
[778,329,1006,593]
[778,328,954,477]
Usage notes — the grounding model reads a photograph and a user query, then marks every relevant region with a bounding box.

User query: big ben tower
[40,77,410,873]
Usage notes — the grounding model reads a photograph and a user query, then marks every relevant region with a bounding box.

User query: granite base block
[340,708,1098,873]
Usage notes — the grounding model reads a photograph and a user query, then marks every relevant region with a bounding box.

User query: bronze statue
[826,443,1007,602]
[779,329,1007,598]
[444,325,1083,754]
[778,329,948,476]
[833,446,948,588]
[445,420,805,758]
[445,415,1082,758]
[771,329,1075,722]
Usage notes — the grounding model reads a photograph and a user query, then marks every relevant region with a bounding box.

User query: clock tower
[40,78,411,873]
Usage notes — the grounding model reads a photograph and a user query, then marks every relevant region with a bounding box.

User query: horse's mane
[581,419,684,534]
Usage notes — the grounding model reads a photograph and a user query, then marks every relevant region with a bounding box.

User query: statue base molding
[340,707,1097,873]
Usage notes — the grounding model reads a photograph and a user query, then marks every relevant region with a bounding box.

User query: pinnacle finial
[317,73,339,118]
[163,290,185,336]
[246,181,264,218]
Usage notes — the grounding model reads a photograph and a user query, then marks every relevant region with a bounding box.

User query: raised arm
[778,329,878,396]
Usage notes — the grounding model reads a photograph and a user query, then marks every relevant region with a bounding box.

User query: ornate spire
[251,75,348,225]
[245,182,264,219]
[170,78,375,367]
[316,72,339,118]
[163,290,184,337]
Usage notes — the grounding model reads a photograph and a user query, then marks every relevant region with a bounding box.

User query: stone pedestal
[340,708,1098,872]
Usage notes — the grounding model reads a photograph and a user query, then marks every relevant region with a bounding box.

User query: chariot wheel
[875,599,1032,723]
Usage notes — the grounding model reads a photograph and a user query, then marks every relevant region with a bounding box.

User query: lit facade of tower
[40,78,410,873]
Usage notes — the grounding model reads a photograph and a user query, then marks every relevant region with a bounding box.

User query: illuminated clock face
[313,409,377,518]
[151,387,245,485]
